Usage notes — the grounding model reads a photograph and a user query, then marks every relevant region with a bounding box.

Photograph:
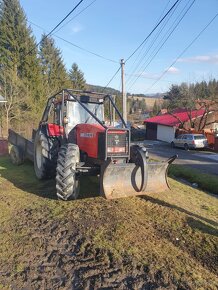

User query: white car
[171,134,208,150]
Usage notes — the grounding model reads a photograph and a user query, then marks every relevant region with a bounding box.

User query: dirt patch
[0,209,177,290]
[0,157,218,289]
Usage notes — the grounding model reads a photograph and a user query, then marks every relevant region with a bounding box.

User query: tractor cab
[64,94,105,134]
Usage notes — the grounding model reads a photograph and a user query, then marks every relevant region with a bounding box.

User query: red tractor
[9,89,176,200]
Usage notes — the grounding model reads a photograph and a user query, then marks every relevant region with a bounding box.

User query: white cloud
[178,55,218,64]
[71,23,83,34]
[166,66,180,74]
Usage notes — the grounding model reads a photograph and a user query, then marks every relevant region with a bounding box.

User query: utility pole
[112,95,116,126]
[121,59,127,126]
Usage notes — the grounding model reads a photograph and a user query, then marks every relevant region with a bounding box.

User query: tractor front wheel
[56,144,80,200]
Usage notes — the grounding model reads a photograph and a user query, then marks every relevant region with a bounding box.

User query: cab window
[47,103,61,125]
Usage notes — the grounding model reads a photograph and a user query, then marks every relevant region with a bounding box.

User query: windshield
[83,103,104,124]
[67,101,104,128]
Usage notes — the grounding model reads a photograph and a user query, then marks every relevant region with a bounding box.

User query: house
[144,109,205,143]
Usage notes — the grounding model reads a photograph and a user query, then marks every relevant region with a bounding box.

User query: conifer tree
[0,0,43,131]
[69,63,86,90]
[152,100,160,116]
[39,34,71,95]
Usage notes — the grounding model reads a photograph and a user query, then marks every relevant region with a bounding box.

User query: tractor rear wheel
[34,130,59,179]
[56,144,80,200]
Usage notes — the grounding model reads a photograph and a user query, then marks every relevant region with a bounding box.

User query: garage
[157,125,175,143]
[144,109,205,143]
[145,123,157,140]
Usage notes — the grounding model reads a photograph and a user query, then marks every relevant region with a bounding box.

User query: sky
[19,0,218,94]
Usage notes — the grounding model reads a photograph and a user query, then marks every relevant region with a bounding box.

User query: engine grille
[107,130,129,157]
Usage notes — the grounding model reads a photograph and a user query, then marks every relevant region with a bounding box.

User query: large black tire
[34,131,59,179]
[56,144,80,200]
[10,145,24,165]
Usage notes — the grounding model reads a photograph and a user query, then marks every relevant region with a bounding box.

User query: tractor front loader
[8,89,177,200]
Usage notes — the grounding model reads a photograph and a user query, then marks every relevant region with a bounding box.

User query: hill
[86,84,121,95]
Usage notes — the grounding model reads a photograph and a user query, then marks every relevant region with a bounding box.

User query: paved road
[138,140,218,176]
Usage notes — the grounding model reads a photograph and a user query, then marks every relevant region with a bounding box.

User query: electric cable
[125,0,180,62]
[127,0,195,91]
[125,0,178,85]
[102,66,121,92]
[145,13,218,93]
[55,0,98,34]
[103,0,180,93]
[126,0,181,86]
[26,0,85,56]
[28,20,118,64]
[125,73,173,83]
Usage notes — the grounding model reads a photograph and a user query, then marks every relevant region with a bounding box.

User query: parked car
[171,134,208,150]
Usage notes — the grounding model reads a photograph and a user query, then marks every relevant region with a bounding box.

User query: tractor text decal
[80,133,94,138]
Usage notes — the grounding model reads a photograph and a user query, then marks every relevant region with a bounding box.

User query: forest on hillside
[0,0,218,135]
[0,0,87,135]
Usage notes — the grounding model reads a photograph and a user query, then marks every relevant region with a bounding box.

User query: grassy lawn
[0,156,217,289]
[169,164,218,195]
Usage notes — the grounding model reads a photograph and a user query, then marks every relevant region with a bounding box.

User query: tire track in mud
[1,208,177,290]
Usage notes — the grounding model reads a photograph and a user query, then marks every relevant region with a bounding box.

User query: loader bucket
[100,155,177,200]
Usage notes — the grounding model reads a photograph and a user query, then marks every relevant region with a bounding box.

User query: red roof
[144,109,205,127]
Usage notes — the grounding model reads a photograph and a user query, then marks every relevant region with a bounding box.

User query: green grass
[169,164,218,195]
[0,156,218,289]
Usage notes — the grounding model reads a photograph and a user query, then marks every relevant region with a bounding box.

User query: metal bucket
[100,155,177,199]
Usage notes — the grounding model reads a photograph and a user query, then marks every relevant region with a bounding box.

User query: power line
[55,0,98,34]
[145,13,218,93]
[28,20,118,64]
[102,66,121,92]
[125,0,180,62]
[125,73,174,83]
[127,0,196,91]
[36,0,85,45]
[125,0,179,85]
[27,0,85,56]
[103,0,180,93]
[126,0,181,86]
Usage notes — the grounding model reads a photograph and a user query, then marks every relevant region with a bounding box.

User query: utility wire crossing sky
[20,0,218,94]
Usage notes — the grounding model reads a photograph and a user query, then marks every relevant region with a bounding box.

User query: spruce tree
[69,63,86,90]
[152,100,160,116]
[39,34,71,95]
[0,0,43,130]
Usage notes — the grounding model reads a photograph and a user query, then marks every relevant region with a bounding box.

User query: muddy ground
[0,157,218,289]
